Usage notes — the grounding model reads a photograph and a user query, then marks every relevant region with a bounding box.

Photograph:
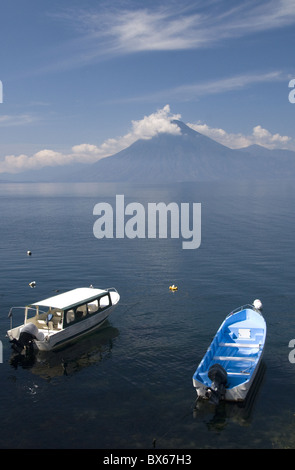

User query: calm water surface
[0,181,295,449]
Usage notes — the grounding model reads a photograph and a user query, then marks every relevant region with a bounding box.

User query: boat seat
[226,371,250,376]
[238,328,251,339]
[219,342,260,348]
[36,320,48,329]
[213,356,256,362]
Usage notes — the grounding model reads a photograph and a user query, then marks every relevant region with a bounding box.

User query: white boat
[7,287,120,352]
[192,300,266,403]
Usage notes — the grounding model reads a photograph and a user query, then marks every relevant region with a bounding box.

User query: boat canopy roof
[31,287,107,310]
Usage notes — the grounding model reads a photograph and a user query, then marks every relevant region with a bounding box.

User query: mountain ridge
[1,120,295,182]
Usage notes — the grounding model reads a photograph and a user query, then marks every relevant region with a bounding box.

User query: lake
[0,180,295,450]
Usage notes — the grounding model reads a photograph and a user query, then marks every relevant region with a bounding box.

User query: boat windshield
[27,306,47,319]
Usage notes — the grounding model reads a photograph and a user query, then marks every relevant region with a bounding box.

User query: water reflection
[193,362,266,429]
[9,323,119,380]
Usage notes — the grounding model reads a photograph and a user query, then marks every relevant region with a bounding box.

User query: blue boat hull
[192,304,266,402]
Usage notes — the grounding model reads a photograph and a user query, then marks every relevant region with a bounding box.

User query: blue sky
[1,0,295,173]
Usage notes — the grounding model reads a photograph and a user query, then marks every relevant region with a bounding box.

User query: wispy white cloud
[0,114,36,126]
[0,105,181,173]
[122,70,286,103]
[220,0,295,34]
[187,121,293,150]
[173,71,284,98]
[50,0,295,68]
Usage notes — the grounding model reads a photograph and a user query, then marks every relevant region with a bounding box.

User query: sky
[1,0,295,173]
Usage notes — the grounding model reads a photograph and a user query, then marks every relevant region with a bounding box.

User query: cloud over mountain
[188,122,292,150]
[0,105,181,173]
[0,105,294,175]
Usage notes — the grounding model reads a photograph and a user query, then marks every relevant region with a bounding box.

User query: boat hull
[35,307,114,351]
[7,307,115,351]
[7,287,120,352]
[192,305,266,402]
[193,350,264,401]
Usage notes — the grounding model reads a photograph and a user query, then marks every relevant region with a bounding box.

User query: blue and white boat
[192,300,266,403]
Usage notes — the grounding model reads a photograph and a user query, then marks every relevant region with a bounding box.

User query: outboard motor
[11,323,42,354]
[206,364,228,405]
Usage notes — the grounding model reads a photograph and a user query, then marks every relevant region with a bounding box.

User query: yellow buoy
[169,285,178,291]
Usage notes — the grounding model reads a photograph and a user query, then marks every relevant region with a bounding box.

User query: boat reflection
[9,322,119,380]
[193,361,266,429]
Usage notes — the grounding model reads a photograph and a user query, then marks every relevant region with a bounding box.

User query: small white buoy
[27,251,32,256]
[29,281,36,288]
[253,299,263,311]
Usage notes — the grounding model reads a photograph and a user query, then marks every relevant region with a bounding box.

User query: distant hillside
[74,120,295,182]
[1,120,295,182]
